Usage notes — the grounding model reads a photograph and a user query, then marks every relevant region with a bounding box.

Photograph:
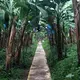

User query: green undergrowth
[42,38,57,67]
[0,39,37,80]
[42,38,80,80]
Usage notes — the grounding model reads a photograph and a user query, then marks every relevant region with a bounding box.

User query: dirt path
[27,41,51,80]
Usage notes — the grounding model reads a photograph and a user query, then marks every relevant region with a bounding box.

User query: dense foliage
[42,38,80,80]
[0,0,80,80]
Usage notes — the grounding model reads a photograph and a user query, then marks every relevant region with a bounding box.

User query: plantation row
[0,0,80,80]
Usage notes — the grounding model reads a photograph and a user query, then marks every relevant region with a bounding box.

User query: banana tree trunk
[27,33,31,46]
[30,32,33,45]
[26,33,29,46]
[62,22,67,57]
[57,14,63,60]
[5,16,17,70]
[72,0,80,64]
[62,22,65,50]
[15,18,27,65]
[69,27,73,43]
[0,27,1,48]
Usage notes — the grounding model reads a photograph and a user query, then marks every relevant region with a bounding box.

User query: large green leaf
[28,1,48,18]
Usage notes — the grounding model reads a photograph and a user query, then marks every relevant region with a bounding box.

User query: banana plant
[0,0,20,16]
[0,0,24,70]
[53,0,74,60]
[31,0,74,60]
[72,0,80,65]
[13,0,48,65]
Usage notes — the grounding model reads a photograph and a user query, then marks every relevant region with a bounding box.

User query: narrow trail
[27,41,51,80]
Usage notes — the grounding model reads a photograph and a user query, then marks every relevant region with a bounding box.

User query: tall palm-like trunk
[62,22,65,50]
[72,0,80,64]
[62,22,67,57]
[15,18,27,65]
[0,27,1,48]
[30,32,33,45]
[26,33,30,46]
[27,32,31,46]
[57,13,63,60]
[5,16,17,70]
[69,27,73,43]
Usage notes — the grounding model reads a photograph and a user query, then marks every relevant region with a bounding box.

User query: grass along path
[42,39,80,80]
